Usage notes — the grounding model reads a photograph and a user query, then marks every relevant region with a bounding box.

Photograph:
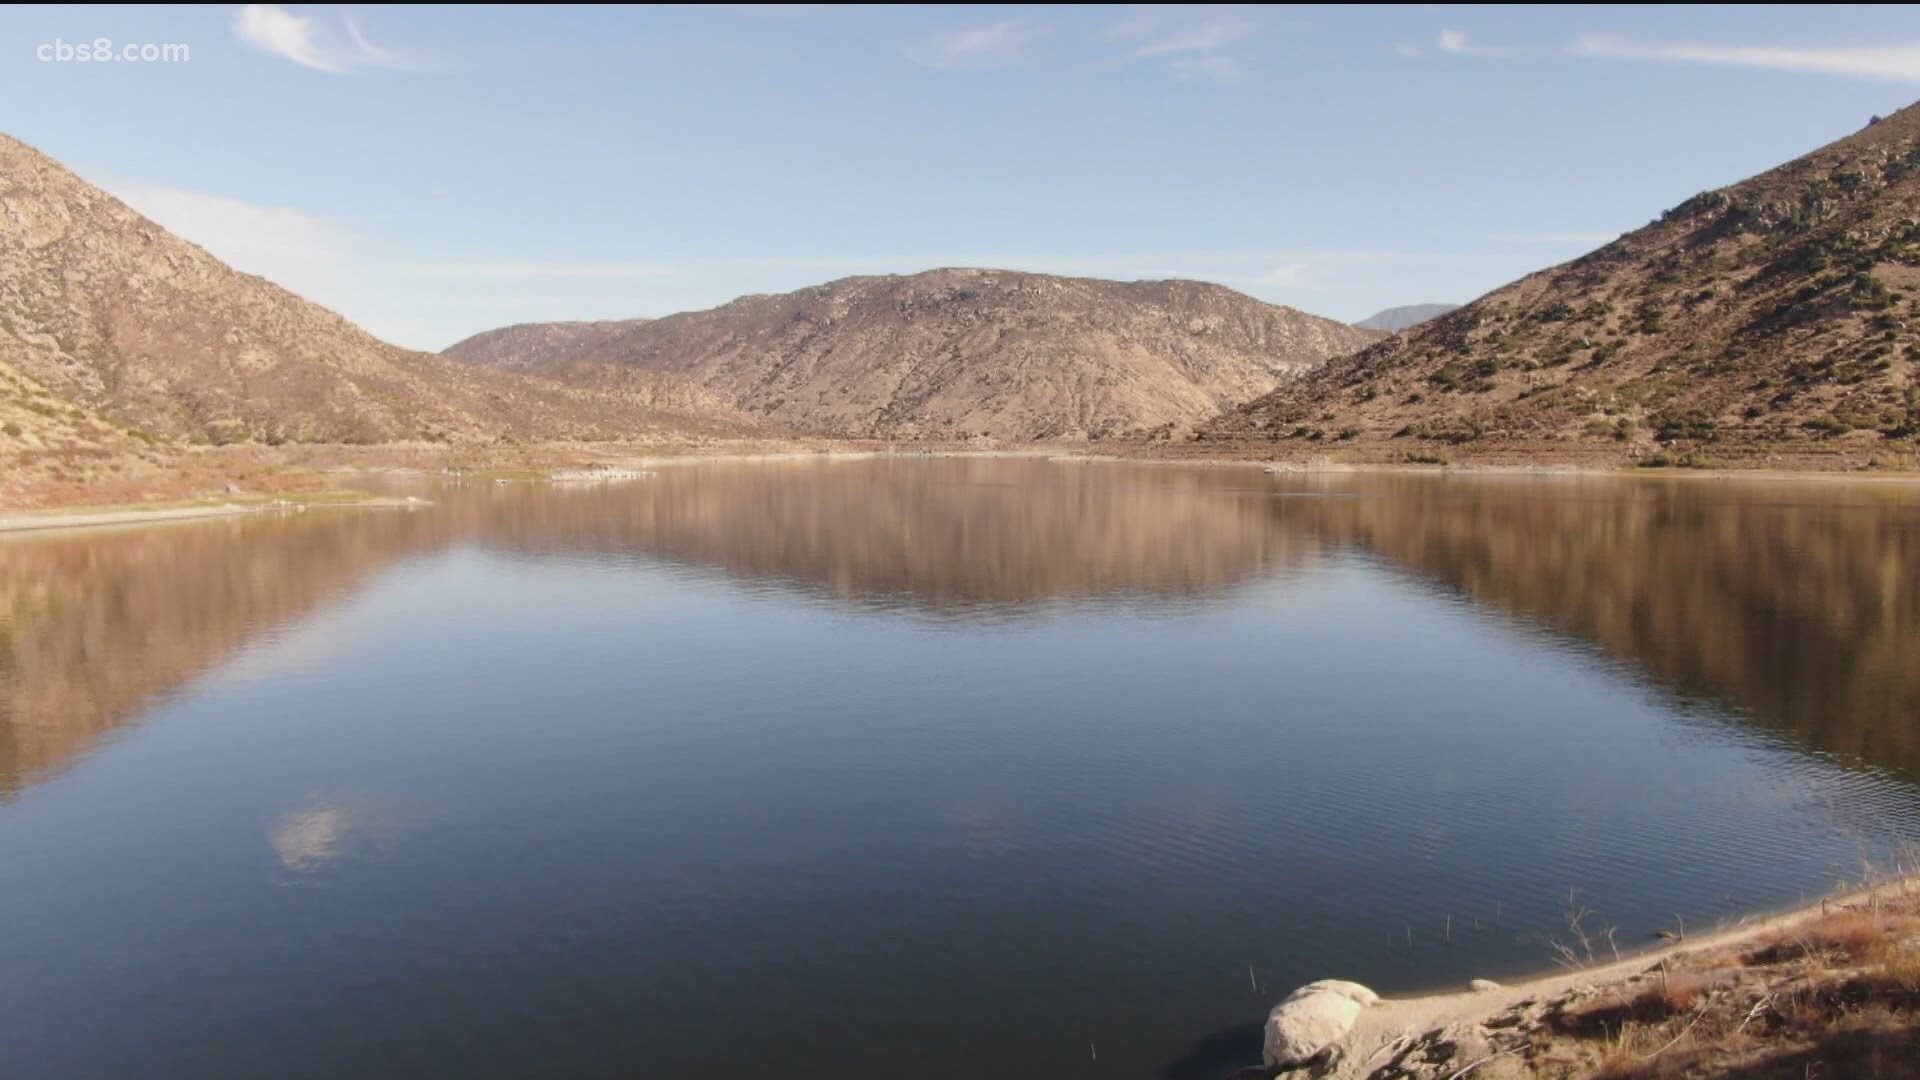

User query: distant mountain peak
[1355,304,1460,332]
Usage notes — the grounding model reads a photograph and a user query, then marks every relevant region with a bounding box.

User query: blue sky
[5,5,1919,349]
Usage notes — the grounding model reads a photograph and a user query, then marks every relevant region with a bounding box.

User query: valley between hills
[9,102,1920,512]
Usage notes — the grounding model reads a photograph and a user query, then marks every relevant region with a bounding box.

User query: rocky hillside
[1209,104,1920,461]
[0,134,749,459]
[444,319,651,372]
[447,269,1380,440]
[1354,303,1458,332]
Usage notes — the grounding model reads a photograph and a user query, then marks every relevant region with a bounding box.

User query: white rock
[1469,978,1503,993]
[1262,980,1379,1069]
[1294,979,1381,1007]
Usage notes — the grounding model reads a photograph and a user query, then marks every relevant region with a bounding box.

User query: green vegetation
[1661,189,1731,223]
[1428,362,1497,394]
[1650,409,1718,444]
[1585,416,1634,441]
[1851,271,1897,311]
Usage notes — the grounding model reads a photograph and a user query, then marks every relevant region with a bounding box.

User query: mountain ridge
[1204,103,1920,460]
[445,267,1381,440]
[0,132,751,460]
[443,318,654,372]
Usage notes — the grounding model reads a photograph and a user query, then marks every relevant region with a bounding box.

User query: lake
[3,458,1918,1079]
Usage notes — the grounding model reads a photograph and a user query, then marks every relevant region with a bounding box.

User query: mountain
[1208,105,1920,459]
[444,319,651,372]
[445,269,1380,440]
[1354,303,1459,332]
[0,134,748,460]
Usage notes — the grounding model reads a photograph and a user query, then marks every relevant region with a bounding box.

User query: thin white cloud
[905,18,1040,69]
[1574,34,1920,83]
[101,178,413,340]
[1436,29,1511,58]
[233,4,423,74]
[104,181,665,287]
[343,13,403,64]
[233,4,342,72]
[105,180,353,265]
[1122,20,1251,59]
[1240,264,1310,287]
[1107,13,1253,81]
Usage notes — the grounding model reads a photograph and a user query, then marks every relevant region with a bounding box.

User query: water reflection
[3,460,1918,798]
[269,794,409,871]
[5,460,1920,1080]
[0,511,446,796]
[1278,475,1920,776]
[469,458,1326,612]
[271,805,351,871]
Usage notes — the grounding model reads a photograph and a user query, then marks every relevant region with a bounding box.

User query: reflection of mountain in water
[1283,476,1920,778]
[471,459,1323,612]
[0,460,1322,795]
[3,461,1918,797]
[0,512,448,797]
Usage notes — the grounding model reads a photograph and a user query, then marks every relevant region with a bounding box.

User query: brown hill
[445,268,1380,440]
[444,319,651,372]
[0,134,751,461]
[1207,104,1920,461]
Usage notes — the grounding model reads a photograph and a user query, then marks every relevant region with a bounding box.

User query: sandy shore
[0,495,429,536]
[550,443,1920,487]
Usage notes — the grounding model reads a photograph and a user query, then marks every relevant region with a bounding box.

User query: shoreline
[6,438,1920,522]
[1304,873,1920,1077]
[1066,450,1920,486]
[0,494,429,536]
[7,441,1920,520]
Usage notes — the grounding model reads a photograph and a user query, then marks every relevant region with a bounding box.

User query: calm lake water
[4,459,1920,1079]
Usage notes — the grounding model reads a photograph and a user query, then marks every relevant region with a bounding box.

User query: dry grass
[1495,888,1920,1079]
